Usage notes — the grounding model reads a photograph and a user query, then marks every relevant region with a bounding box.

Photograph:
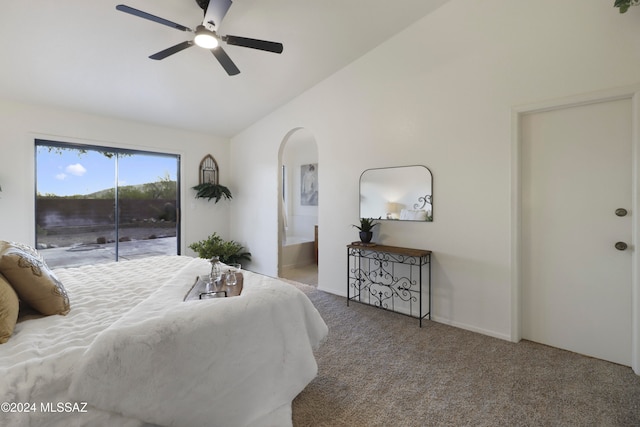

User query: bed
[0,249,328,427]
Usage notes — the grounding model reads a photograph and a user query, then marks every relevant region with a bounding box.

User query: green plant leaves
[615,0,636,13]
[352,217,379,232]
[188,232,251,264]
[192,183,233,203]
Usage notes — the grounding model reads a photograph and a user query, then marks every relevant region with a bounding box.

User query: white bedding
[0,255,328,427]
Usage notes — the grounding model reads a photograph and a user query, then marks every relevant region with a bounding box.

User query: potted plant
[188,232,251,265]
[192,183,232,203]
[352,217,379,243]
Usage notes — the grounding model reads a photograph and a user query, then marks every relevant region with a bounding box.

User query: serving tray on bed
[183,273,244,301]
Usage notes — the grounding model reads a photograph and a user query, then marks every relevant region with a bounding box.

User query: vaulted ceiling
[0,0,450,137]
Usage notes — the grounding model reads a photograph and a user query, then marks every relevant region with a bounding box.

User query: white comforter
[0,255,327,427]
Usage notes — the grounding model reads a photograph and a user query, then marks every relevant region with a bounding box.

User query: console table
[347,244,431,326]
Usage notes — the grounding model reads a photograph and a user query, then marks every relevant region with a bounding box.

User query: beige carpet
[290,283,640,427]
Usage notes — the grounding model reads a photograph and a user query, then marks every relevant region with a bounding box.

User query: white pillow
[399,209,427,221]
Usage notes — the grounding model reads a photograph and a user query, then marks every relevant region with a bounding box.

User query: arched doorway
[277,128,319,285]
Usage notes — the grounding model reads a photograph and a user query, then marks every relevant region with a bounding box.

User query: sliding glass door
[35,140,180,268]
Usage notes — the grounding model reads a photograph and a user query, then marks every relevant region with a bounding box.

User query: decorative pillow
[0,242,70,316]
[0,273,19,344]
[0,240,43,259]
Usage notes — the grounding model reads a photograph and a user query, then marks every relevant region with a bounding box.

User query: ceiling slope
[0,0,450,137]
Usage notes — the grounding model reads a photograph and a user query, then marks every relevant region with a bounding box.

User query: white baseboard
[427,315,512,342]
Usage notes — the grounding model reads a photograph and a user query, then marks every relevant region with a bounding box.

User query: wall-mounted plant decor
[192,154,232,203]
[192,182,232,203]
[199,154,219,185]
[615,0,639,13]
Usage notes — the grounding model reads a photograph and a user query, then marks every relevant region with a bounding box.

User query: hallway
[280,264,318,286]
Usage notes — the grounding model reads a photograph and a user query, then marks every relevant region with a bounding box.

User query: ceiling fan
[116,0,283,76]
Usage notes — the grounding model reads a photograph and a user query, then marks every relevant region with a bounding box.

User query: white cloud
[55,173,67,180]
[66,163,87,176]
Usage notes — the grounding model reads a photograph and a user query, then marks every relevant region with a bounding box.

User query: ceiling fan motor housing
[116,2,282,76]
[195,0,210,11]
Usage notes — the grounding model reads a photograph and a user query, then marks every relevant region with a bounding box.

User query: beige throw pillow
[0,242,70,316]
[0,274,19,343]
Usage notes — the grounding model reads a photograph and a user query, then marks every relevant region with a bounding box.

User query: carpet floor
[290,283,640,427]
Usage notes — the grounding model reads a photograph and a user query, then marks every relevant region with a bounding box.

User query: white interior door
[521,98,632,366]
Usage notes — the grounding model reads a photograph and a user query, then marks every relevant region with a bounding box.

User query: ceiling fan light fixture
[194,25,219,49]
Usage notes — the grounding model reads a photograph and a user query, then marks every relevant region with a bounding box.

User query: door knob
[615,208,628,217]
[615,241,628,251]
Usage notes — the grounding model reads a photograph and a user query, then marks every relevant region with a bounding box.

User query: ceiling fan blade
[116,4,192,32]
[223,35,283,54]
[203,0,233,30]
[149,41,194,60]
[211,47,240,76]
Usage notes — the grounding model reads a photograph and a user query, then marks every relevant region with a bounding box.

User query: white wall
[0,100,231,254]
[230,0,640,340]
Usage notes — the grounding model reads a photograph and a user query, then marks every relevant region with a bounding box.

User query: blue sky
[36,146,178,196]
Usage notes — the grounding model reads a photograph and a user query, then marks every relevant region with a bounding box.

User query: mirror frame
[359,165,433,222]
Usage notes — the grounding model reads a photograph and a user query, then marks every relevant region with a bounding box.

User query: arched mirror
[199,154,219,185]
[359,165,433,221]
